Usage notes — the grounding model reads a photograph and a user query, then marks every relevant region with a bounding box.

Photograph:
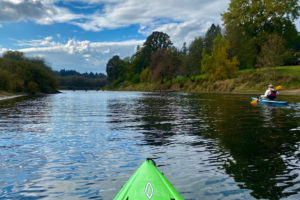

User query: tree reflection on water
[107,92,300,199]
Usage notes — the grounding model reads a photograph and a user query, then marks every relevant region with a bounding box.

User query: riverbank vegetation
[116,66,300,93]
[0,51,58,94]
[55,69,107,90]
[105,0,300,93]
[0,51,107,95]
[1,0,300,95]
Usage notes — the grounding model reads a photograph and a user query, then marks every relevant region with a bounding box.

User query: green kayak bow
[114,159,184,200]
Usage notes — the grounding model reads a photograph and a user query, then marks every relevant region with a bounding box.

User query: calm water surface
[0,91,300,200]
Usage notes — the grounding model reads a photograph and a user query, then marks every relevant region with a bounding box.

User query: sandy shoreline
[279,89,300,96]
[0,88,299,102]
[0,92,27,102]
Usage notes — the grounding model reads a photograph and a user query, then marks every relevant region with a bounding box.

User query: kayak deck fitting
[251,97,288,105]
[114,158,184,200]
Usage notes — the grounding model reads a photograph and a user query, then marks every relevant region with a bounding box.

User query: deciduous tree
[106,55,128,84]
[150,49,178,83]
[258,34,292,68]
[132,31,173,74]
[223,0,300,68]
[202,34,239,81]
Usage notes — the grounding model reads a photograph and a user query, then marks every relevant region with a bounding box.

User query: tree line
[0,51,107,93]
[106,0,300,86]
[55,69,107,90]
[0,51,58,94]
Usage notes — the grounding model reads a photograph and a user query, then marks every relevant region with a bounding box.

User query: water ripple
[0,91,300,199]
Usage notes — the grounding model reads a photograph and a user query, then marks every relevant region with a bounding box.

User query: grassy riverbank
[114,66,300,95]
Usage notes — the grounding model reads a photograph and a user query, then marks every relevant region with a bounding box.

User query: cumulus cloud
[0,0,231,72]
[155,20,214,47]
[96,0,227,46]
[0,48,8,54]
[0,0,229,45]
[2,0,299,73]
[0,0,83,24]
[72,0,229,43]
[16,37,143,73]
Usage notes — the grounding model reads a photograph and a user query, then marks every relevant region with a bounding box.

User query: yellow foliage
[202,34,239,81]
[140,68,152,82]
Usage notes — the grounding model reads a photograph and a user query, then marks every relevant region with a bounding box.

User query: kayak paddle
[275,85,282,90]
[251,98,258,106]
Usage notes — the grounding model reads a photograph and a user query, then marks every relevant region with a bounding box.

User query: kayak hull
[114,159,183,200]
[251,97,288,105]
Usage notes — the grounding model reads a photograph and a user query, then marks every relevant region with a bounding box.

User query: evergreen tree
[187,37,204,76]
[204,24,222,54]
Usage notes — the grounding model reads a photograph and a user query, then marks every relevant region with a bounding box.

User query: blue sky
[0,0,299,73]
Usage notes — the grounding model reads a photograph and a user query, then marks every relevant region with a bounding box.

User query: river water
[0,91,300,200]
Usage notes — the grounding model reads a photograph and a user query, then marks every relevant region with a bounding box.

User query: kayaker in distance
[251,85,286,105]
[261,84,279,100]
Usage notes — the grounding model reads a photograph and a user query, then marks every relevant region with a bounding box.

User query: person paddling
[261,84,278,100]
[252,85,282,106]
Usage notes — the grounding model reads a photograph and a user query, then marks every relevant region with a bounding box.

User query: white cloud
[72,0,229,47]
[0,0,83,24]
[154,20,213,47]
[1,0,298,74]
[0,48,8,54]
[0,0,231,73]
[0,0,230,46]
[1,0,300,48]
[73,0,229,40]
[16,37,144,73]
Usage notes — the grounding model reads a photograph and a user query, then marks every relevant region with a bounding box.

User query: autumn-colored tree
[140,68,151,82]
[202,34,239,81]
[150,49,178,83]
[131,31,173,74]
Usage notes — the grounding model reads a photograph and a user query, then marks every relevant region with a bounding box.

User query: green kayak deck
[114,159,184,200]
